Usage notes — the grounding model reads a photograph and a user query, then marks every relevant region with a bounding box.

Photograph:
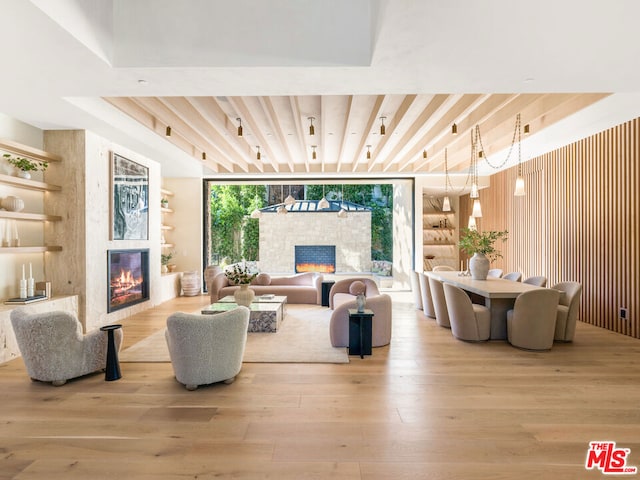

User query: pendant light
[318,184,329,210]
[379,117,386,136]
[514,113,526,196]
[471,198,483,218]
[277,185,288,215]
[467,215,477,230]
[366,145,371,160]
[284,185,296,205]
[442,148,451,212]
[337,184,348,218]
[470,130,479,199]
[236,118,243,137]
[256,146,261,160]
[451,123,458,135]
[308,117,315,136]
[311,145,317,160]
[165,126,172,137]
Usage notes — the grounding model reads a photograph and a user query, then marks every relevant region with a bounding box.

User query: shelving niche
[422,195,458,270]
[0,139,63,253]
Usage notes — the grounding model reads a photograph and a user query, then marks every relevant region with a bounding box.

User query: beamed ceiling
[105,93,608,175]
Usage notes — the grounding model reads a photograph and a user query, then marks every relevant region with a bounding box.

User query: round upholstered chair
[523,275,547,287]
[551,281,583,342]
[487,268,503,278]
[502,272,522,282]
[418,272,436,319]
[432,265,455,272]
[507,289,560,351]
[443,283,490,341]
[428,276,450,328]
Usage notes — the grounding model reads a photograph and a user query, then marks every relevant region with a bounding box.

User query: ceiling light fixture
[452,123,458,135]
[379,117,386,136]
[237,118,243,137]
[366,145,371,160]
[423,149,427,159]
[514,113,526,197]
[277,185,288,215]
[202,152,206,160]
[467,215,477,230]
[165,126,171,137]
[442,148,451,212]
[470,130,479,199]
[471,198,483,218]
[308,117,315,136]
[256,146,260,160]
[311,145,317,160]
[318,184,330,210]
[524,124,530,135]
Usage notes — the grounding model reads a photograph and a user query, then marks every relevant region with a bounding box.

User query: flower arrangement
[225,262,258,285]
[458,227,508,262]
[3,153,48,172]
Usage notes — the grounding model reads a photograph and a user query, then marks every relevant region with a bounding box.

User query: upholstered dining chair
[432,265,455,272]
[506,288,560,351]
[502,272,522,282]
[443,283,490,341]
[551,281,583,342]
[428,277,450,328]
[165,306,249,390]
[523,275,547,287]
[487,268,503,278]
[418,272,436,319]
[410,270,423,310]
[10,309,122,386]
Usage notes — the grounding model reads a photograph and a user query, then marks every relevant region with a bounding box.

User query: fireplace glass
[107,249,150,312]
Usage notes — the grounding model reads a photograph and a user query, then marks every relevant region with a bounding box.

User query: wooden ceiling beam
[368,94,417,171]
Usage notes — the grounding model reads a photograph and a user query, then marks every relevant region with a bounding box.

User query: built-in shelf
[0,173,61,192]
[0,138,62,163]
[161,207,174,214]
[161,224,174,231]
[160,188,174,197]
[0,246,62,253]
[161,243,175,249]
[0,211,62,222]
[423,242,456,246]
[424,227,455,231]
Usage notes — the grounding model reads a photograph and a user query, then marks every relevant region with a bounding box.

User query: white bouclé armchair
[165,306,250,390]
[10,309,122,386]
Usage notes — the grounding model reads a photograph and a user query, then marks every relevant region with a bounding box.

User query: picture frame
[111,153,149,240]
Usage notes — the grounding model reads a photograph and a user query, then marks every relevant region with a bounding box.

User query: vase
[16,170,31,180]
[469,252,490,280]
[356,293,366,313]
[1,195,25,212]
[161,264,168,274]
[234,284,255,307]
[181,271,201,296]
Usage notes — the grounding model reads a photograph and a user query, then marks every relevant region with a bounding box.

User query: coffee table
[202,296,286,332]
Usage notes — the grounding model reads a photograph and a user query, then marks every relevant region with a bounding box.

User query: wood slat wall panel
[460,118,640,339]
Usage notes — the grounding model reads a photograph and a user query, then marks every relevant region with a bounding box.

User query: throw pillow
[349,280,366,296]
[255,273,271,286]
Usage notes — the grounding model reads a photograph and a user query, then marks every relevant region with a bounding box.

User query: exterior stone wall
[258,211,371,274]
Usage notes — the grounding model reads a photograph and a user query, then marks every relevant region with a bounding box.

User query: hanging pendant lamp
[318,184,329,210]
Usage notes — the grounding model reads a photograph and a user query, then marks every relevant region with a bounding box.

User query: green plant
[3,153,48,172]
[161,252,174,265]
[458,227,508,262]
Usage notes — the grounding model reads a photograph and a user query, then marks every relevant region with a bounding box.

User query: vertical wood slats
[460,118,640,339]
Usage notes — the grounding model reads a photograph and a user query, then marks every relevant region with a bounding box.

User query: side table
[348,309,374,358]
[100,324,122,381]
[321,280,335,307]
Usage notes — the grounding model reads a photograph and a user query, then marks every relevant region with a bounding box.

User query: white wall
[392,180,414,289]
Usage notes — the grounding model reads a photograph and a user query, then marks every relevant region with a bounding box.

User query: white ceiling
[2,0,640,190]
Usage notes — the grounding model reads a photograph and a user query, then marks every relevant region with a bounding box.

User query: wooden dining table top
[425,271,543,299]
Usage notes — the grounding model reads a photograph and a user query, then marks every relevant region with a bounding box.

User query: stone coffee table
[201,296,287,332]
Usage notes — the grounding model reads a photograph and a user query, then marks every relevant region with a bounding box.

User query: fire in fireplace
[295,245,336,273]
[107,249,150,312]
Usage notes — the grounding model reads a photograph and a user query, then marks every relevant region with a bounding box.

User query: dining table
[425,270,544,339]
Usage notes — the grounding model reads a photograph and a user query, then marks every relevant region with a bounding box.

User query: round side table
[100,324,123,381]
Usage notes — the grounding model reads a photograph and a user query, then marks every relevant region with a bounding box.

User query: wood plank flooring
[1,291,639,479]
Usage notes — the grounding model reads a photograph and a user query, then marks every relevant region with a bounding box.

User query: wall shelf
[0,246,62,253]
[161,207,174,214]
[161,243,175,249]
[0,211,62,222]
[0,138,62,163]
[0,173,61,192]
[161,224,174,231]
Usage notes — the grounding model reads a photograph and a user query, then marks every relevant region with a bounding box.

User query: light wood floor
[1,291,640,479]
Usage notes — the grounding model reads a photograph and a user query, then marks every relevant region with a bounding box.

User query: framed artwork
[111,153,149,240]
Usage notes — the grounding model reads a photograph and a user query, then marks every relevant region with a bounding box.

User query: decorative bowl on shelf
[1,195,25,212]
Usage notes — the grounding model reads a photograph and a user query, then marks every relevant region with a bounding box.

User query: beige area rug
[119,304,349,364]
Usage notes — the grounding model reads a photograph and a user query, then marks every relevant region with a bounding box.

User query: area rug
[119,304,349,364]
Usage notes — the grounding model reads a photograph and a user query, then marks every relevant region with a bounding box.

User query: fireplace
[107,249,150,312]
[295,245,336,273]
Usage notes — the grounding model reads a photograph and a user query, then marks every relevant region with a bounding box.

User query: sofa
[328,277,392,348]
[209,271,324,304]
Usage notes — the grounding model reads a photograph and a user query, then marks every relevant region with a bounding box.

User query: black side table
[348,309,374,358]
[321,280,335,307]
[100,324,122,381]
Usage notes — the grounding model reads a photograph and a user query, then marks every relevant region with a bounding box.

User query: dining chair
[506,288,560,350]
[551,281,583,342]
[410,271,423,310]
[443,283,490,341]
[428,277,450,328]
[432,265,455,272]
[418,272,436,319]
[523,275,547,287]
[502,272,522,282]
[487,268,503,278]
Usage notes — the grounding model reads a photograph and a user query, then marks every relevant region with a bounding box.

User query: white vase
[469,253,490,280]
[234,284,255,307]
[1,195,25,212]
[16,170,31,180]
[181,271,201,296]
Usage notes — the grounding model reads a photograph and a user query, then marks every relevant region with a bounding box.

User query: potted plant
[225,262,259,307]
[3,153,48,179]
[161,252,174,274]
[458,227,508,280]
